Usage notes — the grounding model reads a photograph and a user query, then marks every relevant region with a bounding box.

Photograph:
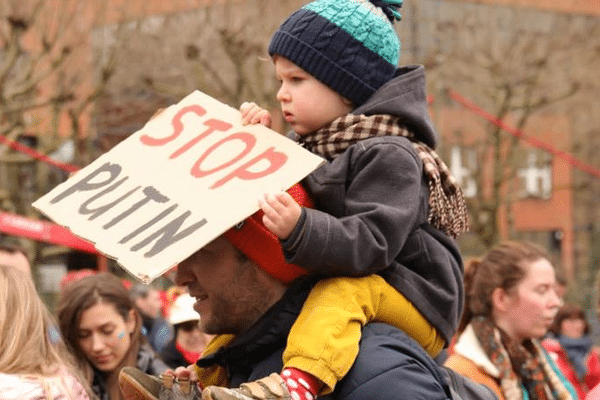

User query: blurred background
[1,0,599,335]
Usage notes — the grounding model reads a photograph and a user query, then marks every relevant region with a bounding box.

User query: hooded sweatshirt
[283,65,464,343]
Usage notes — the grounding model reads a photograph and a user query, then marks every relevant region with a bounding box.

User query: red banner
[0,212,98,254]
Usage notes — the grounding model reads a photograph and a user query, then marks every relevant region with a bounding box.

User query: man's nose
[174,270,185,286]
[175,264,191,287]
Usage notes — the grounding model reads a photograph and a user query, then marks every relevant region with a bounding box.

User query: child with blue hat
[205,0,469,399]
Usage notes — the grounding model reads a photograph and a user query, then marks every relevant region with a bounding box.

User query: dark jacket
[160,339,190,370]
[141,314,173,354]
[284,65,464,342]
[197,278,452,400]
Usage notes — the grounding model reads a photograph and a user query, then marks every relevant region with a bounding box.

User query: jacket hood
[353,65,437,149]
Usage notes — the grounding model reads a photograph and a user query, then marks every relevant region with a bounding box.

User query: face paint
[77,303,133,372]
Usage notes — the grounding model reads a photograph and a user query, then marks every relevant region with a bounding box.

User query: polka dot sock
[281,368,322,400]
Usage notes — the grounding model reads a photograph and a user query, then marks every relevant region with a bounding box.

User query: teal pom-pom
[370,0,403,22]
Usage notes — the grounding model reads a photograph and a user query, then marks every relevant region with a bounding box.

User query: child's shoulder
[345,135,421,160]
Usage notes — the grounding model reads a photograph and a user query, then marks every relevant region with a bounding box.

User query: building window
[517,149,552,199]
[450,146,477,198]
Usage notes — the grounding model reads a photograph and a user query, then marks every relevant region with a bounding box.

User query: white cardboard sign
[33,90,324,283]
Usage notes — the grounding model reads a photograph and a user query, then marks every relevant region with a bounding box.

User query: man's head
[176,236,286,335]
[175,184,312,335]
[269,0,402,108]
[130,284,162,319]
[0,240,31,277]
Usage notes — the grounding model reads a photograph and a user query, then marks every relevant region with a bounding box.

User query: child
[202,0,469,400]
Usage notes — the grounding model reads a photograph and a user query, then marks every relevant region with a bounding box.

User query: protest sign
[33,90,324,283]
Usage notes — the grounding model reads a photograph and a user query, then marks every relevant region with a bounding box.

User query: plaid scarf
[298,114,469,238]
[471,317,575,400]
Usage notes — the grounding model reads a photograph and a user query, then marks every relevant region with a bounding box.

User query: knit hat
[223,184,313,284]
[268,0,402,107]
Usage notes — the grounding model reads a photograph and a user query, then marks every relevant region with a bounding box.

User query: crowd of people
[3,234,600,400]
[0,240,212,400]
[2,0,600,400]
[542,303,600,398]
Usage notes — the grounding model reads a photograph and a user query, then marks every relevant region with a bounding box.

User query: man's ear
[491,287,509,313]
[342,97,353,107]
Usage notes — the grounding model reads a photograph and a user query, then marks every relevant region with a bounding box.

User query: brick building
[90,0,600,303]
[4,0,600,303]
[392,0,600,302]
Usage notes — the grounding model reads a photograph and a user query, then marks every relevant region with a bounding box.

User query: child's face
[274,56,352,136]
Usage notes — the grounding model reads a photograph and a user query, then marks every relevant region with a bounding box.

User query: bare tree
[0,0,143,217]
[95,0,305,138]
[0,0,149,277]
[425,5,599,249]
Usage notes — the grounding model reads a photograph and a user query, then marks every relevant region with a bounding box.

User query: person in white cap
[160,294,212,370]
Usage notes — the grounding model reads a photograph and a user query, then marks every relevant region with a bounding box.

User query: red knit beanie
[223,184,313,284]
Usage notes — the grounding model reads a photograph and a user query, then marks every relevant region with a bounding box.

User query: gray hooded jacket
[283,65,464,342]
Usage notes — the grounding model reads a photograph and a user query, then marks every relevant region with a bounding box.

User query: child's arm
[240,102,302,240]
[265,143,426,277]
[259,192,301,240]
[283,141,427,276]
[239,103,424,275]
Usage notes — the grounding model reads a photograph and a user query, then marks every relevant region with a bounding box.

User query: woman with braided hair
[445,242,576,400]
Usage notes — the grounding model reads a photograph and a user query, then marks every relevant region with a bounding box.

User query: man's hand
[240,102,272,127]
[159,366,200,396]
[259,192,302,240]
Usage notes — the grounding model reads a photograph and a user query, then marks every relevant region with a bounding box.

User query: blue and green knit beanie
[268,0,402,107]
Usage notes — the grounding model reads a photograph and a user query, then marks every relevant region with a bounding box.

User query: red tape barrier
[447,89,600,179]
[0,134,79,173]
[0,211,97,254]
[2,93,598,248]
[0,135,86,249]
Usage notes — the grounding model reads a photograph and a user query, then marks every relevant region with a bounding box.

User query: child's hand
[240,102,272,127]
[259,192,302,240]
